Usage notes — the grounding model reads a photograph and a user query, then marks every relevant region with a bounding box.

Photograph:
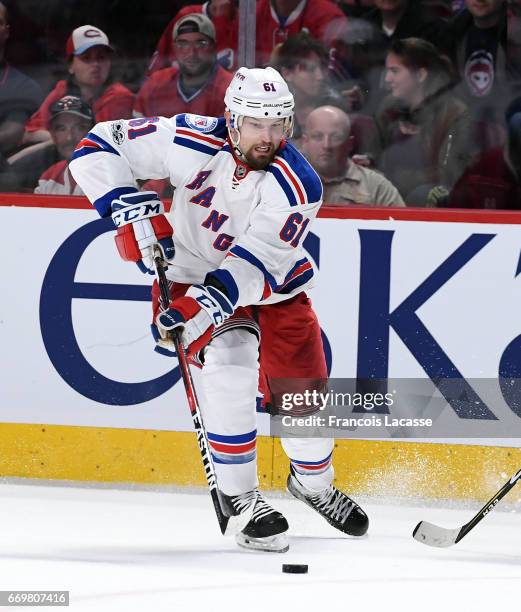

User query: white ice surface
[0,482,520,612]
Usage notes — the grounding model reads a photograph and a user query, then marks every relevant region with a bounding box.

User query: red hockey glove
[154,284,234,353]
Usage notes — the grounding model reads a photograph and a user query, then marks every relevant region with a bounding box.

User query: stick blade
[412,520,461,548]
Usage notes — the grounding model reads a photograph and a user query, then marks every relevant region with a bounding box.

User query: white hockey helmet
[224,67,294,142]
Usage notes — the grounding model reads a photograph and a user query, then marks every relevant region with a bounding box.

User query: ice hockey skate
[287,467,369,536]
[224,489,289,553]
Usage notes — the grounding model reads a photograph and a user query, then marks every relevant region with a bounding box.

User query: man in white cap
[24,24,133,145]
[70,66,368,553]
[134,14,232,119]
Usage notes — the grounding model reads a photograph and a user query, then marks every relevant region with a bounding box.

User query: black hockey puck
[282,564,308,574]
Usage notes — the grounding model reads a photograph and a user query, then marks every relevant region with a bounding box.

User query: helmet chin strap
[227,113,248,162]
[228,129,248,163]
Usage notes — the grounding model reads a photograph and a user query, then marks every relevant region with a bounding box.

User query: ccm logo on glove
[155,284,234,353]
[112,201,162,225]
[111,191,175,274]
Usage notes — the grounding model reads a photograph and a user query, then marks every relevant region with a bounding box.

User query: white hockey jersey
[69,113,323,308]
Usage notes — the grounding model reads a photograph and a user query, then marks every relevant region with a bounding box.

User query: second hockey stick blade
[413,468,521,548]
[412,521,462,548]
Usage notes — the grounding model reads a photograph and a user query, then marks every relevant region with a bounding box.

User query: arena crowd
[0,0,519,209]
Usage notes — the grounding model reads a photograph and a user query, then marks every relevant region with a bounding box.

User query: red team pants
[152,281,334,495]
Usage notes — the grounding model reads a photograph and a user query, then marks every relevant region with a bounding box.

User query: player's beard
[243,142,277,170]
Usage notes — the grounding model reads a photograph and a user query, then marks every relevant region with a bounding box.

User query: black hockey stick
[413,468,521,548]
[153,247,248,536]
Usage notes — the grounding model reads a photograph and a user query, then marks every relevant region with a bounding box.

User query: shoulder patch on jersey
[176,114,227,139]
[267,142,323,206]
[174,114,227,157]
[184,114,219,133]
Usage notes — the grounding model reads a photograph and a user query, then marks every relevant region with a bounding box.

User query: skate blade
[236,532,289,553]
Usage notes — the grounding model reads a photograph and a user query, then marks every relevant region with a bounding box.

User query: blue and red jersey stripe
[207,429,257,465]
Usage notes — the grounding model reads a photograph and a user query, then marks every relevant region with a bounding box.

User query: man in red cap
[134,14,232,119]
[23,24,133,146]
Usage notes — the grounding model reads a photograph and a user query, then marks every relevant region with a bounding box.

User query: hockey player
[69,67,368,553]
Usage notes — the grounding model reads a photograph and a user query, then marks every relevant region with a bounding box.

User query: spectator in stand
[439,1,508,124]
[339,0,376,18]
[0,95,93,194]
[448,95,521,208]
[364,0,446,47]
[339,0,456,20]
[324,19,384,160]
[0,1,42,161]
[378,37,478,205]
[149,0,347,74]
[35,96,94,195]
[255,0,348,67]
[330,0,446,118]
[133,13,232,119]
[23,25,134,146]
[328,18,387,116]
[302,105,404,206]
[272,33,344,141]
[148,0,238,74]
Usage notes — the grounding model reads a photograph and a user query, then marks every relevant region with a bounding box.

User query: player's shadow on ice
[0,546,280,570]
[0,536,366,568]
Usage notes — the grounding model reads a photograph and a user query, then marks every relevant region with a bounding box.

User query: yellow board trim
[1,423,521,503]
